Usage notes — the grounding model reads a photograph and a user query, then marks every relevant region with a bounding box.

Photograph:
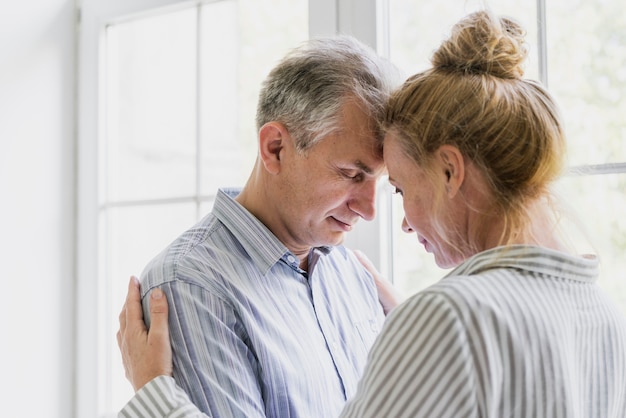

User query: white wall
[0,1,76,417]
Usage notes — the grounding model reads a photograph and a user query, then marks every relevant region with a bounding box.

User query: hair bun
[432,11,528,79]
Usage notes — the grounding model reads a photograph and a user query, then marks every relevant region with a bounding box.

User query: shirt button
[287,255,296,264]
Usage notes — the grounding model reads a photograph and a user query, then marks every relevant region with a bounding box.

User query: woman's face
[383,132,466,268]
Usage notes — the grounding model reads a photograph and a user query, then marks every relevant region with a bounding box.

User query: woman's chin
[433,252,459,270]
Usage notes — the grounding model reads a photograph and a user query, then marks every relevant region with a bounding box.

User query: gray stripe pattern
[341,245,626,418]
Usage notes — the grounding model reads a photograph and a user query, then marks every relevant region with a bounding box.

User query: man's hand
[353,250,404,315]
[117,276,173,392]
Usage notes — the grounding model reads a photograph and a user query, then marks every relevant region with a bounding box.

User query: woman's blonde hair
[384,10,567,249]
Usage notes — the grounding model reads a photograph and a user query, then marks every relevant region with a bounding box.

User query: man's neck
[235,172,312,272]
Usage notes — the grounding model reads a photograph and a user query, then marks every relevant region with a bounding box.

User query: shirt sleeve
[339,291,481,418]
[118,376,210,418]
[145,279,267,417]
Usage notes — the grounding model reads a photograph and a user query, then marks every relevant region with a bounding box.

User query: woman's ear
[258,122,288,175]
[437,144,465,198]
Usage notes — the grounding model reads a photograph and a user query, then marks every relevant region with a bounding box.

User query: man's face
[276,100,385,254]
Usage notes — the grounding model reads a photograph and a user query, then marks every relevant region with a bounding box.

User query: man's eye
[342,170,363,181]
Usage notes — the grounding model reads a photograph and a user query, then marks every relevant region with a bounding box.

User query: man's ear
[437,144,465,198]
[259,122,289,175]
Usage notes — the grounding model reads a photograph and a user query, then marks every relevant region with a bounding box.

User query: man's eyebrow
[354,160,374,175]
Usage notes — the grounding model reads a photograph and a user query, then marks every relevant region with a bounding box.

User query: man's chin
[333,231,349,246]
[317,232,346,248]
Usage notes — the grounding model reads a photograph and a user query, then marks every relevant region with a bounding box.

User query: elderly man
[117,36,400,418]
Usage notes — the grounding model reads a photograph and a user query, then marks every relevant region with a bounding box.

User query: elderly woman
[341,10,626,418]
[117,10,626,418]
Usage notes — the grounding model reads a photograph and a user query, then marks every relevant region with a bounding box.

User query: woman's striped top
[341,245,626,418]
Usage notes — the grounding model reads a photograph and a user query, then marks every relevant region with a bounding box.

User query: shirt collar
[212,188,289,275]
[445,245,599,283]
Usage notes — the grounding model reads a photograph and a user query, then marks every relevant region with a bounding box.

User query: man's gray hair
[256,36,400,153]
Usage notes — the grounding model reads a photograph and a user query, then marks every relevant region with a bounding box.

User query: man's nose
[348,179,377,221]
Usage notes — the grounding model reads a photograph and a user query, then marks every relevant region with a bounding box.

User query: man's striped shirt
[119,188,385,418]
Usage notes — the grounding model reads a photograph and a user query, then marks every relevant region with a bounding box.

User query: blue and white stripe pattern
[119,188,385,418]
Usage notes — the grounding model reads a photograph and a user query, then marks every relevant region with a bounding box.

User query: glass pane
[199,1,242,193]
[105,8,197,201]
[547,0,626,166]
[388,0,538,80]
[555,173,626,316]
[199,0,309,194]
[101,203,198,412]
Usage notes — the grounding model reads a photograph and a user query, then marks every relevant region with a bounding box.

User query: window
[78,0,626,416]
